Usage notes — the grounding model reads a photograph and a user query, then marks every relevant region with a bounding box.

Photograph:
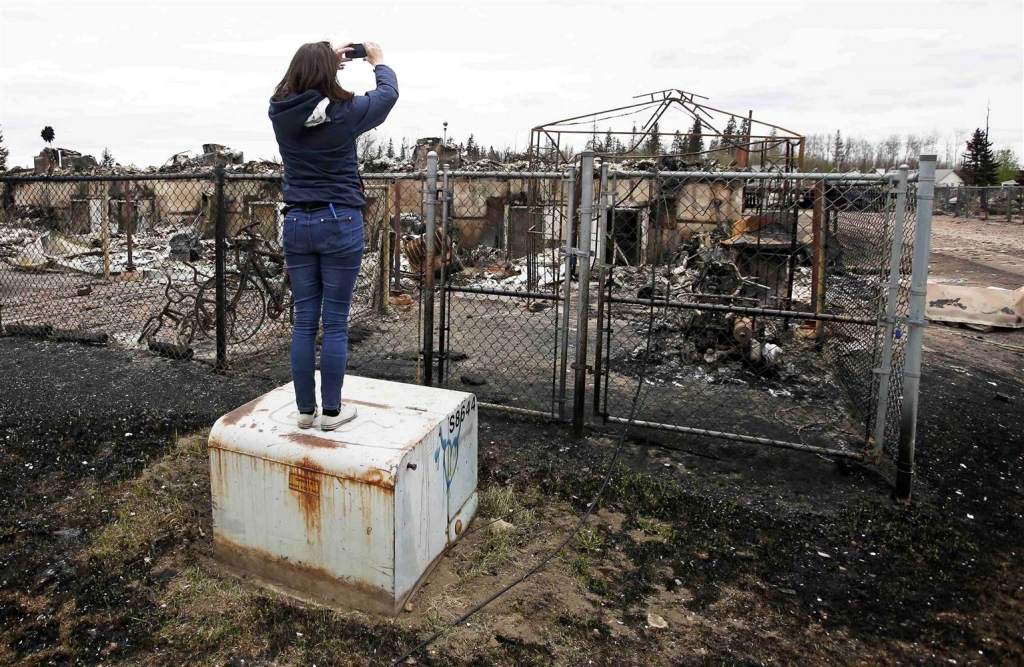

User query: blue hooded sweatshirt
[268,65,399,209]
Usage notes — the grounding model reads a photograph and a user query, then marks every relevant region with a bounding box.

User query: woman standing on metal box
[269,41,398,431]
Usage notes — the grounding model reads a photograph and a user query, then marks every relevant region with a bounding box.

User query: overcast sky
[1,0,1021,168]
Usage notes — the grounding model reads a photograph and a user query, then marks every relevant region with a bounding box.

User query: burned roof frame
[529,88,806,171]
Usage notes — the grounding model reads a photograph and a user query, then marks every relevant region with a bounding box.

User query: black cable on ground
[389,182,663,664]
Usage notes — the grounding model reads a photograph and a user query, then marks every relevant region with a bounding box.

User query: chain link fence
[934,184,1023,220]
[0,173,217,359]
[0,155,937,495]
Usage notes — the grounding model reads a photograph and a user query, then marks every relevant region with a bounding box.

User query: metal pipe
[810,180,825,342]
[896,155,937,502]
[125,185,136,272]
[783,177,799,328]
[213,166,228,371]
[610,170,898,182]
[597,164,610,268]
[393,180,402,292]
[558,167,577,420]
[871,165,909,455]
[422,152,438,386]
[605,416,864,460]
[592,165,611,417]
[446,285,559,301]
[572,152,595,438]
[480,402,556,419]
[0,172,214,183]
[100,181,111,280]
[361,173,427,181]
[437,164,451,383]
[378,183,391,315]
[446,171,571,179]
[606,294,875,325]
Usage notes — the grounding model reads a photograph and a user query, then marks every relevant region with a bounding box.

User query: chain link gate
[571,153,935,497]
[425,157,576,418]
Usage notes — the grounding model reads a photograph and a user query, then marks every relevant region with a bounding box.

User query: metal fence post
[422,152,438,386]
[572,151,595,438]
[871,164,909,456]
[377,183,391,316]
[101,181,111,280]
[437,163,451,383]
[592,163,610,417]
[557,167,577,421]
[896,155,936,502]
[213,165,228,371]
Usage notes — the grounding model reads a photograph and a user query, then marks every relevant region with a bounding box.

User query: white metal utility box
[208,374,478,615]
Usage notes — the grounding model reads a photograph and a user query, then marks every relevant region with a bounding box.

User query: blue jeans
[283,206,365,413]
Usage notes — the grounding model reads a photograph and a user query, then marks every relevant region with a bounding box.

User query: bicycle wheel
[138,314,164,343]
[175,311,198,346]
[196,272,266,344]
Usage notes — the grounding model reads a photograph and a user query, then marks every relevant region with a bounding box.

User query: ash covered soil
[1,327,1022,665]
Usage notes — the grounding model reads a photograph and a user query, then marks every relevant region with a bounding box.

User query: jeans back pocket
[321,214,358,253]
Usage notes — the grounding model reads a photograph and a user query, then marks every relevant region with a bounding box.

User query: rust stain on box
[285,432,349,449]
[290,457,324,535]
[219,397,263,427]
[214,536,398,615]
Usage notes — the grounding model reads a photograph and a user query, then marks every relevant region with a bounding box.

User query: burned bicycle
[137,263,210,348]
[194,219,293,344]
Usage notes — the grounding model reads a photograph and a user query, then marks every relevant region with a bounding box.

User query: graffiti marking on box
[435,395,476,491]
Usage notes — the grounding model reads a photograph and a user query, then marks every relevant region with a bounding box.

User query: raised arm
[348,42,399,137]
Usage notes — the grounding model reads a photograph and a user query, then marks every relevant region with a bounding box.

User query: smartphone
[347,44,367,59]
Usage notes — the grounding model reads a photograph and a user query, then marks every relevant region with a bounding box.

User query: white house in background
[935,169,964,187]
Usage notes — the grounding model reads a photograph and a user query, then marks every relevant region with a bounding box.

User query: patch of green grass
[570,555,590,578]
[458,484,540,579]
[573,528,605,554]
[84,433,208,565]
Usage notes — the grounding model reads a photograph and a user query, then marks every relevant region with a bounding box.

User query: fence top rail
[361,172,427,181]
[222,172,429,181]
[0,171,213,183]
[446,170,572,179]
[609,170,902,182]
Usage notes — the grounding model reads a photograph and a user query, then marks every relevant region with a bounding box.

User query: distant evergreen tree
[962,128,998,186]
[101,147,115,168]
[646,122,663,155]
[386,138,394,159]
[0,125,8,171]
[721,116,738,160]
[375,143,384,159]
[604,127,614,153]
[686,118,703,156]
[630,122,639,152]
[465,134,478,160]
[833,130,845,169]
[670,131,684,154]
[399,137,408,159]
[738,117,751,139]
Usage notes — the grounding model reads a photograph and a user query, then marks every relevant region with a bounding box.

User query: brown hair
[272,41,354,102]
